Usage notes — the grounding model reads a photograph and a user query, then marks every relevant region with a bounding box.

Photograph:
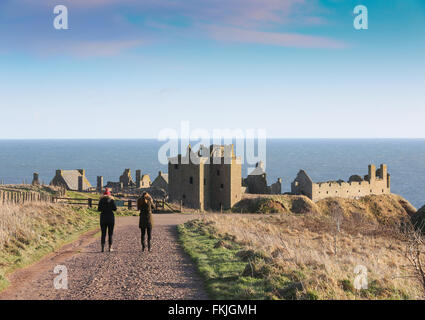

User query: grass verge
[0,203,100,292]
[178,215,421,300]
[178,219,311,300]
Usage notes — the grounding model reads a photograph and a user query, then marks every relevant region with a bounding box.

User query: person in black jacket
[97,188,117,252]
[137,192,155,252]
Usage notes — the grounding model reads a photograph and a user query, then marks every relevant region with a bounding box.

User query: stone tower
[32,173,40,185]
[168,144,242,211]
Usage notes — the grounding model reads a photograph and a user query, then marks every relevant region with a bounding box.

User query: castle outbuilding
[168,144,242,211]
[243,161,282,194]
[50,169,92,191]
[119,169,135,188]
[136,170,151,188]
[291,164,391,201]
[151,171,169,192]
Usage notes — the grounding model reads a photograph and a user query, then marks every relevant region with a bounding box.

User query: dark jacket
[137,196,154,228]
[98,196,117,224]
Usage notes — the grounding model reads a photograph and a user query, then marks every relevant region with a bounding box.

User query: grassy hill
[180,194,424,300]
[233,194,416,225]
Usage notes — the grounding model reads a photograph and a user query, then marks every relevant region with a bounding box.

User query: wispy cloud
[1,0,346,56]
[22,0,319,26]
[208,26,347,49]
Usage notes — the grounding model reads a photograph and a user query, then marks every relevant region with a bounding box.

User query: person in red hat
[97,188,117,252]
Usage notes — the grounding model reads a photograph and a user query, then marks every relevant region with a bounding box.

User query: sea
[0,139,424,209]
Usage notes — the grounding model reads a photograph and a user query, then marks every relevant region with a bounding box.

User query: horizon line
[1,137,425,141]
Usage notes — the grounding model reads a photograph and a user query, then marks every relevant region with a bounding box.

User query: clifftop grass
[179,215,423,300]
[233,194,416,225]
[0,202,100,292]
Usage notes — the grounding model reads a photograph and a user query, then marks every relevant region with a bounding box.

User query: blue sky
[0,0,424,139]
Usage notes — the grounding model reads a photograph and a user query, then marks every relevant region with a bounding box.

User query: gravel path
[0,214,209,300]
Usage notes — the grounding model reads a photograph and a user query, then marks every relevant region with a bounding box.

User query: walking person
[97,188,117,252]
[137,191,155,252]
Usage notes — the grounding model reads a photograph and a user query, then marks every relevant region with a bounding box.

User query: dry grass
[197,213,423,299]
[235,194,416,223]
[0,203,84,250]
[0,202,98,291]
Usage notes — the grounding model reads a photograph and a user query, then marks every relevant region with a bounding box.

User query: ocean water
[0,139,424,209]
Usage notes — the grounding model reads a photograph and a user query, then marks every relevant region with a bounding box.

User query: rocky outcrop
[233,193,417,225]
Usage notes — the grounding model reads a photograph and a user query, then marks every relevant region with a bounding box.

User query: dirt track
[0,214,209,300]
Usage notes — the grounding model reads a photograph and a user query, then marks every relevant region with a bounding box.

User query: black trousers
[140,225,152,246]
[100,222,115,246]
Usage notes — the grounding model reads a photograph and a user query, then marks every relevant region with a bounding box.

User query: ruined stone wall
[292,165,391,202]
[270,178,282,195]
[244,174,268,194]
[291,170,313,198]
[119,169,134,187]
[140,175,151,188]
[311,178,390,201]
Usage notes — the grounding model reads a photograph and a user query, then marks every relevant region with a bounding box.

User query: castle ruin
[291,164,391,201]
[243,161,282,195]
[151,171,169,192]
[119,169,135,188]
[168,144,242,211]
[50,169,92,191]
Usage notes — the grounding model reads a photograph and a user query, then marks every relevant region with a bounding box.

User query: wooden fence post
[88,198,93,208]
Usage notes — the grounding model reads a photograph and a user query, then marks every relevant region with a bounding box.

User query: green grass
[65,191,138,216]
[66,191,102,200]
[178,220,309,300]
[0,206,100,292]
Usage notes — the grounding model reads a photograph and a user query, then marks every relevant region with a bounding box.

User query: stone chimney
[97,176,103,192]
[78,176,83,191]
[136,170,141,188]
[380,164,387,179]
[32,173,40,185]
[368,164,376,181]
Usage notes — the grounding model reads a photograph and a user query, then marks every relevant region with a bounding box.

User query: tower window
[174,164,178,169]
[217,170,220,176]
[220,184,224,189]
[190,177,193,184]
